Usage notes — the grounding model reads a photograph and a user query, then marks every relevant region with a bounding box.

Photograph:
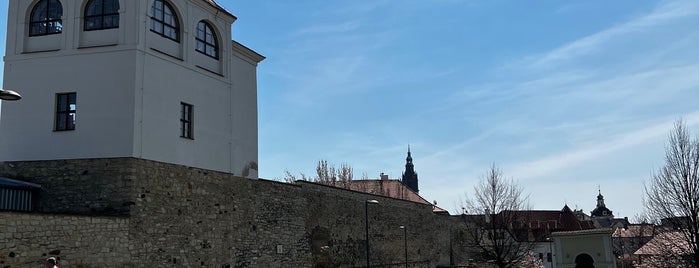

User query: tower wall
[1,0,260,177]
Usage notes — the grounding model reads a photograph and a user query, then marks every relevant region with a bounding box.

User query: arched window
[84,0,120,31]
[150,0,179,42]
[195,21,218,59]
[29,0,63,36]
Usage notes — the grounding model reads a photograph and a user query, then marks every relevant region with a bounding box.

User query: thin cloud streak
[508,111,699,181]
[523,0,699,70]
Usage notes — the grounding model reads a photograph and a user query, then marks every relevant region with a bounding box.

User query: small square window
[55,93,76,131]
[180,102,193,139]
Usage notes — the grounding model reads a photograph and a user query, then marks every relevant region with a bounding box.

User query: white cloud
[524,0,699,70]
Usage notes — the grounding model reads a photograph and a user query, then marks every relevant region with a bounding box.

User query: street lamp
[547,237,554,268]
[399,226,407,268]
[0,89,22,101]
[365,199,379,268]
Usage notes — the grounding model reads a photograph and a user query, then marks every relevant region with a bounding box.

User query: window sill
[22,49,60,54]
[78,43,118,49]
[196,65,223,77]
[150,47,183,61]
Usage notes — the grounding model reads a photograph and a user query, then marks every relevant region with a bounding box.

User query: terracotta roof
[332,179,448,214]
[552,228,613,236]
[613,224,655,238]
[634,231,690,255]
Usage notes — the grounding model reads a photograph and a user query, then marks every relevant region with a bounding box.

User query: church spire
[402,145,419,193]
[591,188,613,218]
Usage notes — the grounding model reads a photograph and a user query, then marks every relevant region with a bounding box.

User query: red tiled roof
[332,179,448,214]
[613,224,655,238]
[634,231,690,255]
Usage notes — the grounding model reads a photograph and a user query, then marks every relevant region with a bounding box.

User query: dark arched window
[195,21,218,59]
[84,0,120,31]
[150,0,179,42]
[29,0,63,36]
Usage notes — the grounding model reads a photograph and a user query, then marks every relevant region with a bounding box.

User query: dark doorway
[574,253,595,268]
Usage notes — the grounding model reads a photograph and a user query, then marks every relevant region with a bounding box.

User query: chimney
[380,173,389,181]
[485,209,491,223]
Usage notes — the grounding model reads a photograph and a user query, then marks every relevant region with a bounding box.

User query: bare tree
[644,119,699,267]
[316,160,337,184]
[282,169,308,183]
[463,164,533,268]
[337,163,353,188]
[284,160,354,187]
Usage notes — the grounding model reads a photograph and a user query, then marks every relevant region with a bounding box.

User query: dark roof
[591,206,613,217]
[464,206,596,242]
[0,177,41,190]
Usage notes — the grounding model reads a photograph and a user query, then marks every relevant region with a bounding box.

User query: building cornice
[232,41,265,65]
[200,0,237,20]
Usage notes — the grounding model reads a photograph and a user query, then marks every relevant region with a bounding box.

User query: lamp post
[547,237,554,268]
[365,199,379,268]
[400,226,407,268]
[0,89,22,101]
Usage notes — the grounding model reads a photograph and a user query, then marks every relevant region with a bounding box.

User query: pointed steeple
[402,145,419,193]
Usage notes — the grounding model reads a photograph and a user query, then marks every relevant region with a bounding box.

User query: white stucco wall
[1,0,262,178]
[532,242,557,268]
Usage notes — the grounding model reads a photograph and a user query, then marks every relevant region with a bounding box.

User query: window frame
[84,0,120,31]
[29,0,63,37]
[195,21,219,59]
[150,0,180,42]
[180,102,193,139]
[55,92,76,131]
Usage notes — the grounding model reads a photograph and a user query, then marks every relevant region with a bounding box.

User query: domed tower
[590,189,614,227]
[401,146,419,193]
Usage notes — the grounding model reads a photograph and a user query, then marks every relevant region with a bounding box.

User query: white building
[0,0,264,177]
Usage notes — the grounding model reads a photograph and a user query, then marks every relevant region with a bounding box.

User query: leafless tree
[463,164,533,268]
[282,169,308,183]
[316,160,337,184]
[644,119,699,267]
[336,163,353,188]
[284,160,354,187]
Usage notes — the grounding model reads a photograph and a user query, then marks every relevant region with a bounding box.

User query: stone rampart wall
[0,158,135,215]
[0,158,462,267]
[0,212,129,267]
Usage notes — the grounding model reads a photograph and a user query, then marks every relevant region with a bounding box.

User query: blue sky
[3,0,699,219]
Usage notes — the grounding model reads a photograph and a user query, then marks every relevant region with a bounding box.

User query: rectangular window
[547,252,552,262]
[180,102,193,139]
[55,93,76,131]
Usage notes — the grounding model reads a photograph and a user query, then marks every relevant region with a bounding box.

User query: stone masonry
[0,158,462,267]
